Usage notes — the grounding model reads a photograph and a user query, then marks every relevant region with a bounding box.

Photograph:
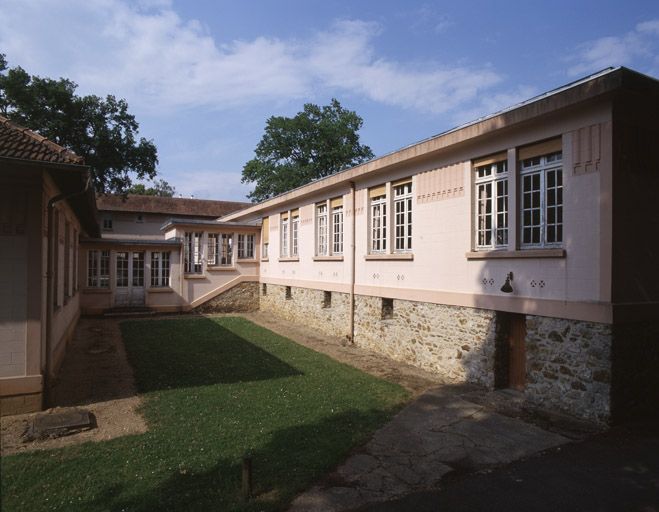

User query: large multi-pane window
[370,192,387,253]
[394,182,413,252]
[280,213,289,257]
[184,232,203,273]
[238,234,254,259]
[291,212,299,257]
[207,233,233,266]
[87,250,110,288]
[316,203,328,256]
[116,252,129,287]
[520,151,563,246]
[332,203,343,255]
[132,252,145,287]
[151,252,171,287]
[474,157,508,249]
[261,217,269,259]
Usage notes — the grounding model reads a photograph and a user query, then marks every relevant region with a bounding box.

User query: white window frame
[520,151,563,248]
[332,205,343,255]
[474,160,509,250]
[150,251,171,287]
[87,250,110,288]
[238,234,254,259]
[184,232,203,274]
[207,233,219,266]
[280,215,289,257]
[370,194,387,253]
[102,216,113,231]
[291,214,299,257]
[316,203,328,256]
[393,182,413,253]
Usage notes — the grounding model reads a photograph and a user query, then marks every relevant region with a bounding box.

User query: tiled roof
[0,114,84,165]
[96,194,251,218]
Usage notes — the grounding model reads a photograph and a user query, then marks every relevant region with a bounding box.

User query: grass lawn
[1,317,409,511]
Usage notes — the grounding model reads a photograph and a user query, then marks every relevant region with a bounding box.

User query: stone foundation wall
[195,282,260,313]
[0,393,42,416]
[259,284,350,339]
[354,296,497,386]
[525,316,612,423]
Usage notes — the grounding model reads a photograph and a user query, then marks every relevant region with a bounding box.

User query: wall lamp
[500,272,514,293]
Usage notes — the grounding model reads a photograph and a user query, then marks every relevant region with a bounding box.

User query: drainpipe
[348,181,356,343]
[44,174,92,409]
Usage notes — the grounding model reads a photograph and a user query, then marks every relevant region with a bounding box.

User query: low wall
[195,282,260,313]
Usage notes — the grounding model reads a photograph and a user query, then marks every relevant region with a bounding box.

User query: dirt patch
[1,318,147,456]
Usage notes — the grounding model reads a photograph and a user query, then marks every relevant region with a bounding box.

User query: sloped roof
[96,194,250,218]
[0,114,84,165]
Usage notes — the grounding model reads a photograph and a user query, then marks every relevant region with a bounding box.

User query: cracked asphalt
[288,385,568,511]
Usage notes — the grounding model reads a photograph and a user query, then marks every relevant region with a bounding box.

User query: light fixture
[500,272,514,293]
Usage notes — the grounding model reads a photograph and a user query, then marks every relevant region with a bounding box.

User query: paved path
[289,386,568,511]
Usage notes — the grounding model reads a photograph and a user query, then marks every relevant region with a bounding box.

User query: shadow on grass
[121,317,302,392]
[81,407,395,512]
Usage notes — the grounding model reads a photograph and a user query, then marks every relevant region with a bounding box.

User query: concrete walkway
[289,385,568,511]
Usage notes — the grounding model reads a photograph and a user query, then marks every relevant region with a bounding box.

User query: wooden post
[242,455,252,500]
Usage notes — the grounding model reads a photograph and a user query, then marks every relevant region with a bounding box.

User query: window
[370,190,387,253]
[261,217,269,259]
[208,233,233,266]
[323,291,332,308]
[64,221,71,299]
[332,200,344,255]
[520,150,563,247]
[474,156,508,249]
[136,214,144,223]
[87,250,110,288]
[262,283,267,295]
[184,232,203,273]
[291,212,299,257]
[102,216,113,231]
[151,252,171,287]
[316,203,328,256]
[53,208,59,307]
[116,252,129,287]
[285,286,292,300]
[73,229,79,292]
[394,181,413,252]
[238,234,254,259]
[280,213,289,257]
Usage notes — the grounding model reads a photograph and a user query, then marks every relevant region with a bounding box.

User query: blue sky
[1,0,658,200]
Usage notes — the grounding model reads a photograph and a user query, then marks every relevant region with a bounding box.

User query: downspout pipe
[44,174,92,409]
[348,181,356,344]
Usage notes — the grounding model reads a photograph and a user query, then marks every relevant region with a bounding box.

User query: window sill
[313,255,344,262]
[237,258,259,264]
[278,257,300,262]
[148,287,174,293]
[261,258,269,262]
[365,253,414,261]
[465,248,566,260]
[207,265,236,271]
[184,273,206,279]
[83,287,111,294]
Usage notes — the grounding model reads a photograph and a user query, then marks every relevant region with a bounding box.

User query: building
[2,66,658,423]
[0,115,98,414]
[218,67,659,424]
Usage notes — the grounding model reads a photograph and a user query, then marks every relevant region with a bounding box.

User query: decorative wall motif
[572,124,601,175]
[416,162,465,203]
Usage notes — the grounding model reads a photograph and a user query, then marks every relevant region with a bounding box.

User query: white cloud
[566,19,659,77]
[0,0,502,115]
[169,169,251,201]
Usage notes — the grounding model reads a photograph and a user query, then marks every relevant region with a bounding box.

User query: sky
[1,0,658,201]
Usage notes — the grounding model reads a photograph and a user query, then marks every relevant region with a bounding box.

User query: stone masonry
[258,283,614,423]
[525,315,612,423]
[195,282,259,313]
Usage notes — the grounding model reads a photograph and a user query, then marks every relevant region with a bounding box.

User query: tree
[127,179,176,197]
[241,99,374,202]
[0,54,158,194]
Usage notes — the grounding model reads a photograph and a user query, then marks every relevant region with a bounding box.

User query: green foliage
[0,54,158,194]
[1,317,408,512]
[127,179,176,197]
[242,99,374,202]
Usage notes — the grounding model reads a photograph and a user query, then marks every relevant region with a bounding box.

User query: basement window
[285,286,292,300]
[262,283,267,296]
[323,291,332,308]
[381,298,394,320]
